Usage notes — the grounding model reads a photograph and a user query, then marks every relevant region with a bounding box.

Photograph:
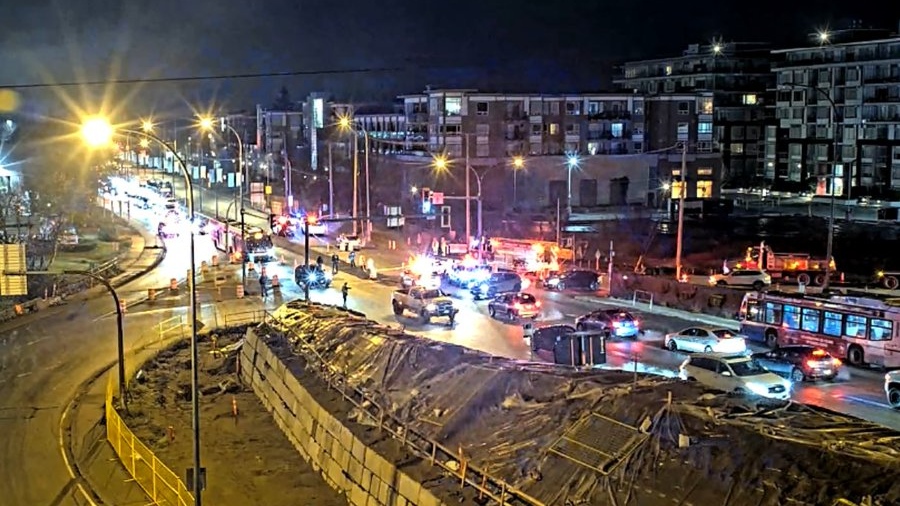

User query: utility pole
[352,135,359,236]
[327,142,334,218]
[465,135,471,245]
[675,143,687,282]
[607,240,615,293]
[364,132,371,243]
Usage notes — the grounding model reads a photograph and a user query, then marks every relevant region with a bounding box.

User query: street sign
[431,192,444,205]
[0,244,27,296]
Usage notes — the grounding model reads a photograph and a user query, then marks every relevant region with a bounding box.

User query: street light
[337,114,371,242]
[141,120,155,133]
[80,116,204,505]
[431,154,485,240]
[511,156,525,204]
[201,117,246,290]
[781,81,840,290]
[566,155,579,216]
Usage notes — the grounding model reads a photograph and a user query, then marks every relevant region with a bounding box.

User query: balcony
[586,111,632,121]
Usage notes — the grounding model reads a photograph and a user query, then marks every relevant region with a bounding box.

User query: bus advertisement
[738,291,900,368]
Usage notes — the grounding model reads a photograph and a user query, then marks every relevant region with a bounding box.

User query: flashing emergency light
[254,232,263,239]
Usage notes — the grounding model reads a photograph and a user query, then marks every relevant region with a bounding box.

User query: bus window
[823,311,843,337]
[845,314,867,338]
[783,305,801,330]
[869,318,893,341]
[745,300,761,321]
[764,302,783,325]
[801,307,821,333]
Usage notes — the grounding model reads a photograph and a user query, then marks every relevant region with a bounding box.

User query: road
[3,182,895,504]
[173,180,899,431]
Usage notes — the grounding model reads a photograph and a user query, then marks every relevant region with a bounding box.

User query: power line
[1,66,406,90]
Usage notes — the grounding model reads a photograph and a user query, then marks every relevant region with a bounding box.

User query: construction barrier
[211,255,219,267]
[271,275,280,289]
[119,300,127,313]
[105,378,193,506]
[169,278,178,291]
[367,259,377,280]
[236,284,245,299]
[247,261,256,273]
[200,261,209,274]
[148,288,156,301]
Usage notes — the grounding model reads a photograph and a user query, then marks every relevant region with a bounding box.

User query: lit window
[549,123,559,135]
[697,167,713,176]
[671,181,685,199]
[611,123,623,138]
[698,122,713,134]
[665,65,673,76]
[445,97,462,116]
[696,180,713,198]
[730,143,744,154]
[742,94,758,105]
[677,123,689,135]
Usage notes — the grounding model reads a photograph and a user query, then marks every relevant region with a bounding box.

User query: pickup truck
[391,286,458,324]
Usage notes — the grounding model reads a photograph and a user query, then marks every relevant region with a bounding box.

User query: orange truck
[730,241,836,286]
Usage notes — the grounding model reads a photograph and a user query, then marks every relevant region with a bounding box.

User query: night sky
[0,0,897,116]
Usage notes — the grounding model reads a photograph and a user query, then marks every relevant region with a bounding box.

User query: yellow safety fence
[105,376,194,506]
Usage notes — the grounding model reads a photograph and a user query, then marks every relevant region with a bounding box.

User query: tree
[272,86,295,111]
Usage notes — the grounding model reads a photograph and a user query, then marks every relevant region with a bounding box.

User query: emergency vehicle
[210,219,275,263]
[480,237,573,275]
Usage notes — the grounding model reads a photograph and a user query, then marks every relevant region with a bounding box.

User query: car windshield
[729,360,768,377]
[712,329,737,338]
[420,289,444,299]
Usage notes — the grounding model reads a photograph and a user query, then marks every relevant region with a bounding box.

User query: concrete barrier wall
[612,274,745,319]
[240,328,447,506]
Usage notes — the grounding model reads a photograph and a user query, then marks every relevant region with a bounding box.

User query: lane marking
[838,395,891,410]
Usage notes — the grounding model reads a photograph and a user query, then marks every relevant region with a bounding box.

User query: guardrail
[631,289,654,309]
[262,309,541,506]
[105,376,193,506]
[157,315,185,342]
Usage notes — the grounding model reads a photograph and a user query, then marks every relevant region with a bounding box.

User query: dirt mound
[262,301,900,506]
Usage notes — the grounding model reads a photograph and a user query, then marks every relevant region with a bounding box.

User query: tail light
[805,359,817,368]
[535,301,542,308]
[633,319,640,328]
[514,303,523,311]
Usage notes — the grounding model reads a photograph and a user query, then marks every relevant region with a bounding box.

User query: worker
[341,282,350,309]
[331,253,340,275]
[348,251,357,269]
[259,272,269,298]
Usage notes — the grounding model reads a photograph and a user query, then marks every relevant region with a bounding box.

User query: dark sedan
[752,345,842,382]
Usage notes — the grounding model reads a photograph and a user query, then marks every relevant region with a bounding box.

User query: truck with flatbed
[391,286,458,324]
[729,241,836,286]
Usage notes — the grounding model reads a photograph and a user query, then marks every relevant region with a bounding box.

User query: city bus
[739,291,900,368]
[210,219,275,264]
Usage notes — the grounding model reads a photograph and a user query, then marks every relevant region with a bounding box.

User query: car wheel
[764,330,778,349]
[847,345,865,366]
[752,281,764,291]
[667,339,678,352]
[703,345,713,353]
[392,301,403,315]
[419,310,430,324]
[508,311,517,322]
[489,307,496,318]
[557,282,566,290]
[576,323,585,331]
[889,386,900,409]
[716,280,727,287]
[589,281,599,291]
[790,368,805,383]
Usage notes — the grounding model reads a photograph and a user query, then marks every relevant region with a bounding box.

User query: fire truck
[210,219,275,263]
[730,241,836,286]
[481,237,574,274]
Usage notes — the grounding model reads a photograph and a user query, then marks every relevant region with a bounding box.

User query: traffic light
[421,187,430,203]
[306,214,318,225]
[421,187,432,214]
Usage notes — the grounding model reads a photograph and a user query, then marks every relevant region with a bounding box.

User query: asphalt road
[3,186,896,505]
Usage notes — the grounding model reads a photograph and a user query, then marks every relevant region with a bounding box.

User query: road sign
[0,244,26,296]
[431,192,445,205]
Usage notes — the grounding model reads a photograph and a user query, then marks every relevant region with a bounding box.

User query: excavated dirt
[123,327,347,506]
[257,300,900,506]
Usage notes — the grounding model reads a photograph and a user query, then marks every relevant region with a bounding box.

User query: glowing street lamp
[337,113,371,240]
[139,138,150,149]
[80,116,204,505]
[433,154,449,171]
[511,156,525,203]
[141,120,155,133]
[198,116,215,131]
[817,30,830,44]
[566,155,580,216]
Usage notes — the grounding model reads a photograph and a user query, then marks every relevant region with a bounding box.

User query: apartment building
[616,42,774,185]
[376,88,723,210]
[768,27,900,195]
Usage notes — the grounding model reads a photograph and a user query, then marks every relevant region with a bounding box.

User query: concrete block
[347,456,363,485]
[397,472,420,505]
[370,475,386,504]
[299,406,315,436]
[349,484,368,506]
[366,448,396,487]
[339,425,354,451]
[307,440,321,466]
[366,493,380,506]
[351,433,367,462]
[389,495,407,506]
[416,488,442,506]
[327,456,349,492]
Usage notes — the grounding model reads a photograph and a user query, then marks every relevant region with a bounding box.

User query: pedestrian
[341,282,350,309]
[331,253,339,275]
[259,272,269,298]
[316,255,324,268]
[349,251,357,269]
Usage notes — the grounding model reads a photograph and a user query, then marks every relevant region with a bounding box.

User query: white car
[58,228,79,246]
[709,269,771,290]
[679,353,791,401]
[337,234,361,251]
[665,326,747,354]
[886,371,900,409]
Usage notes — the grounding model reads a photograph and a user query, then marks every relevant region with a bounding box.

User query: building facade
[767,28,900,196]
[616,42,774,185]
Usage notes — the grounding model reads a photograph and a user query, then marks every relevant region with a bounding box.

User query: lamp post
[204,118,246,289]
[566,155,579,217]
[511,156,525,204]
[338,116,371,242]
[675,144,687,282]
[432,155,485,240]
[66,269,127,410]
[781,81,840,290]
[81,117,204,505]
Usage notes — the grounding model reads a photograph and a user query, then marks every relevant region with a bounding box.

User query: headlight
[425,303,437,312]
[745,382,769,396]
[546,278,560,286]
